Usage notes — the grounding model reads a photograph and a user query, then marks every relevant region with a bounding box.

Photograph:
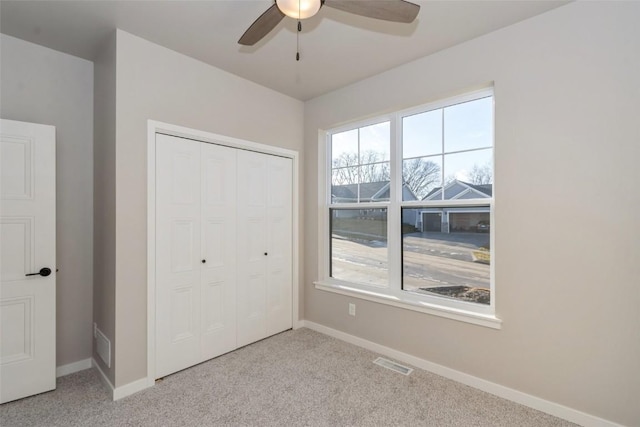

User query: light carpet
[0,328,577,426]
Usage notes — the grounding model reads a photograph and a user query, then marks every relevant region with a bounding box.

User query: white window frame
[315,88,501,329]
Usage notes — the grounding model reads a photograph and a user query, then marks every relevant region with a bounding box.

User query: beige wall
[93,32,117,384]
[0,34,95,368]
[303,2,640,425]
[112,30,304,386]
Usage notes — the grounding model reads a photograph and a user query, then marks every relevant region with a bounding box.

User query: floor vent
[373,357,413,375]
[95,327,111,368]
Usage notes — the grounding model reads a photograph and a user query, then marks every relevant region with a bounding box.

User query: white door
[0,119,56,404]
[199,142,237,362]
[155,134,201,378]
[237,151,292,347]
[265,155,292,337]
[155,134,237,378]
[236,150,268,347]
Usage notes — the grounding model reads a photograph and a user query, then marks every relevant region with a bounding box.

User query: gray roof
[331,181,390,202]
[466,182,492,197]
[424,186,442,199]
[423,180,492,200]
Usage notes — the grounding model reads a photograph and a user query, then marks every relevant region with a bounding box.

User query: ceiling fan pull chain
[296,20,301,61]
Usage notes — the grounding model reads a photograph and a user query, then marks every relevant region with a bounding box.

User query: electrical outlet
[349,303,356,316]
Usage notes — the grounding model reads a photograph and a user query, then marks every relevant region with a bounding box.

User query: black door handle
[26,267,52,277]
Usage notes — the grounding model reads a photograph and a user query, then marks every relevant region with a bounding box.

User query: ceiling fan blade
[238,4,286,46]
[323,0,420,23]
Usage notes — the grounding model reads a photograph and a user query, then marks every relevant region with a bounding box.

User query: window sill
[314,281,502,329]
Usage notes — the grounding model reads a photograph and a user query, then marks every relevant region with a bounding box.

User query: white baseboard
[92,358,115,398]
[301,320,621,427]
[113,377,150,401]
[56,358,92,377]
[91,358,151,401]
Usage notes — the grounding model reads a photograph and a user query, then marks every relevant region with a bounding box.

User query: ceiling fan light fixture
[276,0,321,20]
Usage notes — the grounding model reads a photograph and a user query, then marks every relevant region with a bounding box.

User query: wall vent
[95,326,111,368]
[373,357,413,375]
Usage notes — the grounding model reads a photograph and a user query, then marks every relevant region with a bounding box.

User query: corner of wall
[93,30,117,385]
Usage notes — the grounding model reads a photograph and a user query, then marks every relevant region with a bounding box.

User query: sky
[331,96,493,187]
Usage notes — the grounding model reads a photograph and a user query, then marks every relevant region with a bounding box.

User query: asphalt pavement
[331,231,490,290]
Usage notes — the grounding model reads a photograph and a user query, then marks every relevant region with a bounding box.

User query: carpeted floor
[0,328,577,426]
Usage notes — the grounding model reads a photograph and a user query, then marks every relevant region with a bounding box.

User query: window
[319,89,497,325]
[330,122,390,286]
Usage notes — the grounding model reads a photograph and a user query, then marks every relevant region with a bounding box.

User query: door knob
[26,267,52,277]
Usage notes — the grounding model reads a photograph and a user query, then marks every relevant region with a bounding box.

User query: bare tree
[402,158,441,199]
[332,152,358,184]
[468,163,493,185]
[359,151,389,183]
[332,151,389,185]
[333,151,440,199]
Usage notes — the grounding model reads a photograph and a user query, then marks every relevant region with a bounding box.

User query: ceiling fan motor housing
[276,0,322,20]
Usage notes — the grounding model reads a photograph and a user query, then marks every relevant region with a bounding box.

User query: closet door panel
[236,150,268,347]
[266,156,293,336]
[200,143,237,359]
[156,134,202,378]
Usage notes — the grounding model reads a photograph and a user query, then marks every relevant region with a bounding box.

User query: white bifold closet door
[236,150,292,348]
[155,134,292,379]
[156,134,238,378]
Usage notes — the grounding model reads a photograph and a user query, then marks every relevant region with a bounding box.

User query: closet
[155,133,292,378]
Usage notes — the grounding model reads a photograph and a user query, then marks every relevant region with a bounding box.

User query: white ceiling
[0,1,570,100]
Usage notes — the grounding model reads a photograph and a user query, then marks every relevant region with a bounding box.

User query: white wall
[1,34,94,368]
[303,2,640,425]
[106,30,305,386]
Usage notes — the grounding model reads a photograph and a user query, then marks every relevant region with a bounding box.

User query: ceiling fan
[238,0,421,46]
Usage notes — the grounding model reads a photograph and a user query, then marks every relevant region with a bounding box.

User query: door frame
[146,120,301,386]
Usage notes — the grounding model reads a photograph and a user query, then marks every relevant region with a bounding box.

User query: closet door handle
[202,259,206,264]
[264,252,268,256]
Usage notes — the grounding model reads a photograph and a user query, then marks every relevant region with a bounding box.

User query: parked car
[476,220,490,233]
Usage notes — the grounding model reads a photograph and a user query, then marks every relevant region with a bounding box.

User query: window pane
[331,209,388,286]
[331,168,358,203]
[331,122,391,204]
[358,163,390,202]
[443,148,492,200]
[331,129,358,166]
[332,167,357,187]
[331,164,390,203]
[402,207,490,305]
[402,109,442,158]
[360,122,390,162]
[444,97,493,153]
[402,156,442,201]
